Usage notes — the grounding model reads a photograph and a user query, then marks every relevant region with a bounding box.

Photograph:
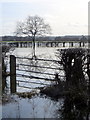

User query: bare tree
[15,15,51,57]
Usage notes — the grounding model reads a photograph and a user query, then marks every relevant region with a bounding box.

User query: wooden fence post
[10,55,16,93]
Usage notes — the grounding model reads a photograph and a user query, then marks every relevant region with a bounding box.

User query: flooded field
[2,47,64,118]
[6,47,64,91]
[2,46,90,119]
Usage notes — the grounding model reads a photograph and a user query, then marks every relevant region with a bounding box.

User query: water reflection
[2,47,90,119]
[2,94,63,118]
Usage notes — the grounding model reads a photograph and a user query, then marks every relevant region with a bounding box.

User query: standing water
[2,46,64,118]
[2,45,88,119]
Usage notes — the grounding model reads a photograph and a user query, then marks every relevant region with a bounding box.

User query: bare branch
[15,15,51,37]
[15,15,52,56]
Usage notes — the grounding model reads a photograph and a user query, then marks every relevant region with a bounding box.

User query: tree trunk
[32,35,35,57]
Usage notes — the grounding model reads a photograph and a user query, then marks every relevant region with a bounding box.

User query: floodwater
[2,45,88,119]
[2,94,63,118]
[6,47,65,92]
[2,47,64,118]
[10,47,60,58]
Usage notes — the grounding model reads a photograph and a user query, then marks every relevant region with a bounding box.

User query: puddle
[2,94,63,118]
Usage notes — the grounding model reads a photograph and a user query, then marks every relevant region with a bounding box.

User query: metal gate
[10,55,64,93]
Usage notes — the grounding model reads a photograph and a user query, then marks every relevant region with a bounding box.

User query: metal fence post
[10,55,16,93]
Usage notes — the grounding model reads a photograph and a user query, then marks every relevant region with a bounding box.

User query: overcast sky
[0,0,89,36]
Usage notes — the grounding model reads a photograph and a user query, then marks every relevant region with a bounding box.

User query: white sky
[0,0,89,36]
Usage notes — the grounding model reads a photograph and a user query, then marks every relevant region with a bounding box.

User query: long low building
[0,35,89,42]
[0,35,89,48]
